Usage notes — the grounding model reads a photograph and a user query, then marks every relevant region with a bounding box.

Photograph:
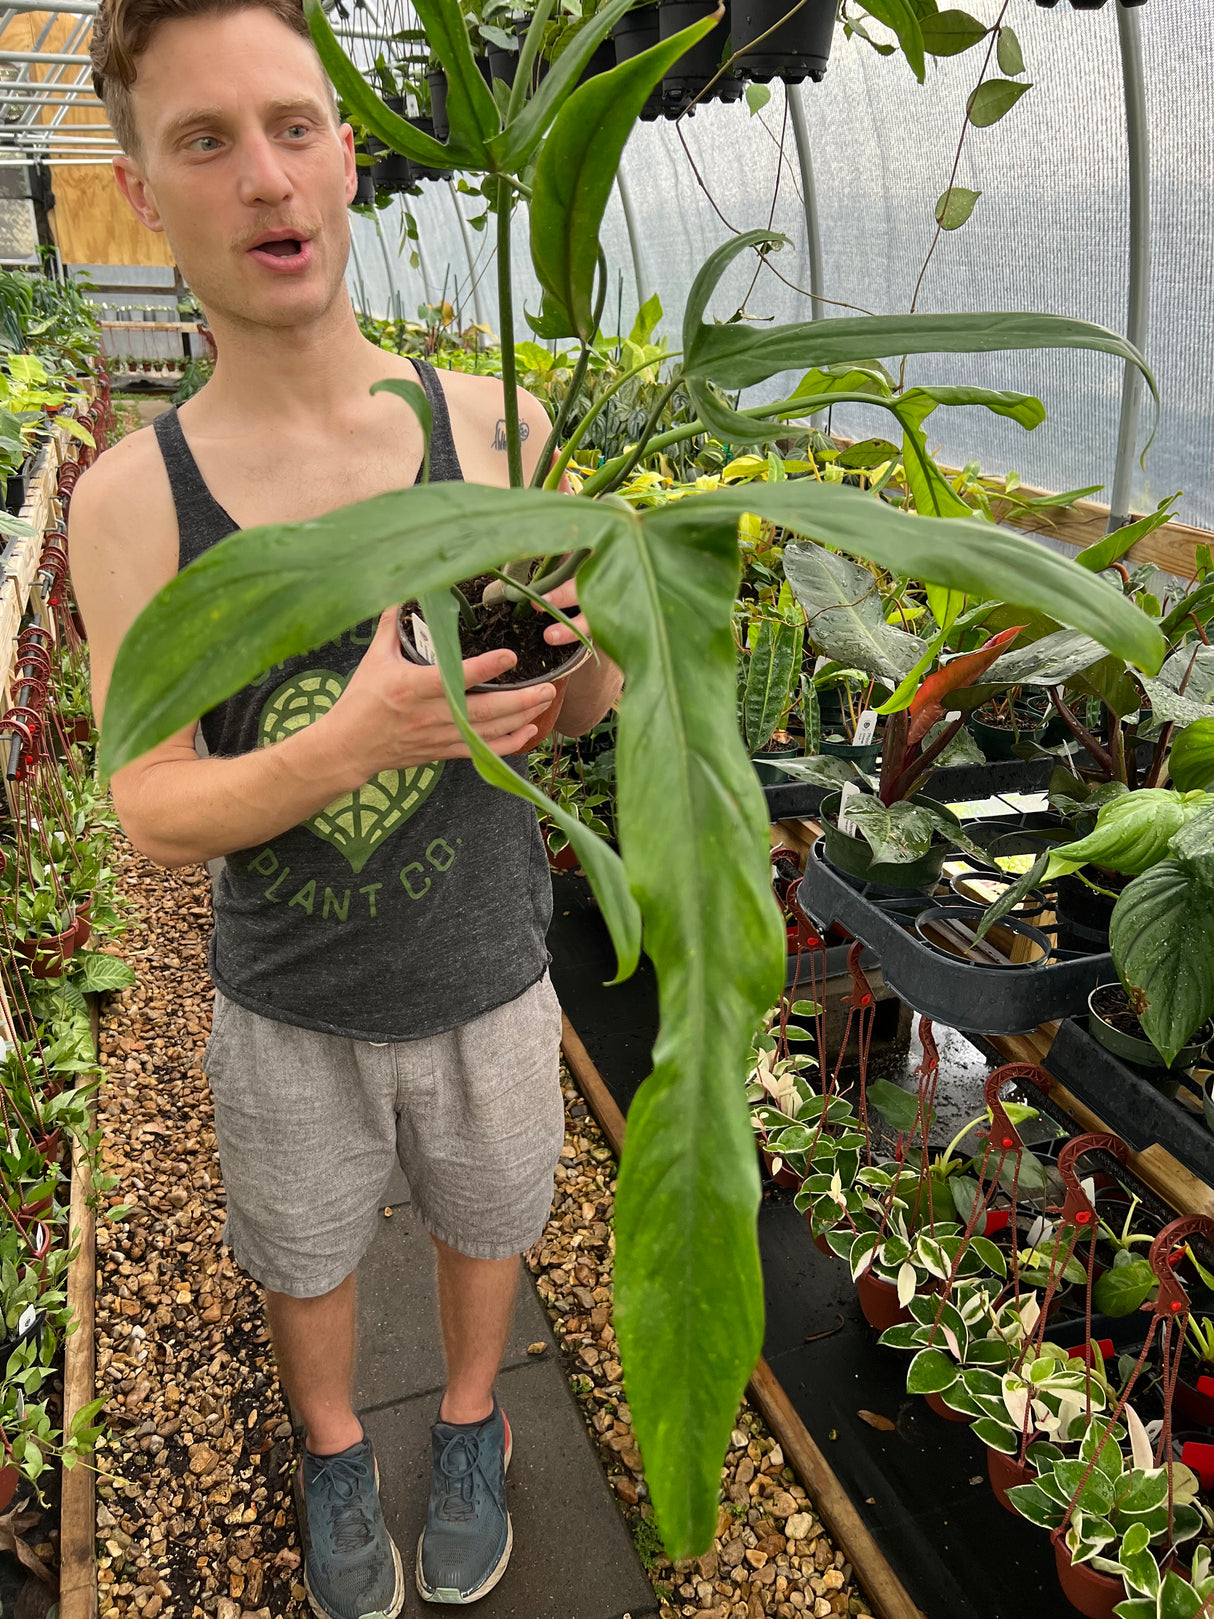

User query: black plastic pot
[4,453,33,516]
[752,741,800,786]
[820,736,881,772]
[915,905,1052,970]
[731,0,835,82]
[614,5,663,118]
[428,68,450,141]
[408,115,453,184]
[352,164,376,206]
[658,0,743,113]
[577,37,618,85]
[969,706,1046,762]
[820,791,955,894]
[1055,871,1122,953]
[368,97,415,193]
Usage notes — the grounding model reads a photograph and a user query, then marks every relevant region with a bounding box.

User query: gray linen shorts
[202,971,566,1298]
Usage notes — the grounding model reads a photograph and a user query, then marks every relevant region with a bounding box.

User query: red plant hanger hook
[1056,1132,1128,1230]
[1149,1216,1214,1322]
[982,1063,1051,1158]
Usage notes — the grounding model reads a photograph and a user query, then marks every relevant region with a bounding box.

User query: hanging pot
[428,69,450,141]
[732,0,836,82]
[761,1146,801,1191]
[987,1446,1036,1514]
[855,1267,910,1332]
[17,920,78,978]
[923,1388,972,1424]
[577,37,618,85]
[352,165,376,206]
[613,4,664,119]
[658,0,743,114]
[71,894,93,950]
[368,97,416,194]
[1053,1538,1124,1619]
[408,116,453,184]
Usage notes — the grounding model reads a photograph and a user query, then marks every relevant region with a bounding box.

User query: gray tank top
[153,360,552,1041]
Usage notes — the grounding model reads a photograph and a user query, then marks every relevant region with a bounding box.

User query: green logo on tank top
[258,671,443,875]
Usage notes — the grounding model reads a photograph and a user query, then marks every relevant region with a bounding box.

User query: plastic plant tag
[853,709,879,746]
[838,781,863,839]
[17,1305,35,1336]
[1197,1375,1214,1398]
[812,653,831,674]
[1182,1441,1214,1492]
[410,613,437,665]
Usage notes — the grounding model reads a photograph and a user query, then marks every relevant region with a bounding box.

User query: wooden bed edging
[58,1008,99,1619]
[559,1013,925,1619]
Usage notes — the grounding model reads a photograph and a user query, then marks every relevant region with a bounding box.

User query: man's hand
[539,577,591,649]
[317,607,556,781]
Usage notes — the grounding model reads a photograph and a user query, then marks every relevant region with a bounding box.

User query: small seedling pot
[397,608,591,749]
[855,1268,910,1332]
[17,922,77,978]
[1088,984,1206,1072]
[923,1388,972,1424]
[752,741,801,785]
[1053,1538,1125,1619]
[820,791,954,893]
[987,1446,1036,1513]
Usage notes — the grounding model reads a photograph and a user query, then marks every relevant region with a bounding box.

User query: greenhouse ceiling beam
[0,49,90,62]
[1108,3,1150,533]
[0,0,97,12]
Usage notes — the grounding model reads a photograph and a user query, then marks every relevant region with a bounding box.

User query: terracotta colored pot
[72,895,93,950]
[72,716,91,744]
[855,1268,910,1332]
[544,833,579,872]
[17,924,77,978]
[1054,1538,1124,1619]
[0,1465,16,1513]
[762,1148,801,1191]
[987,1446,1036,1514]
[812,1229,832,1258]
[924,1388,972,1424]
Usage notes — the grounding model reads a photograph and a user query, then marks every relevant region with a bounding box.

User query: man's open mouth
[258,238,301,257]
[247,232,313,268]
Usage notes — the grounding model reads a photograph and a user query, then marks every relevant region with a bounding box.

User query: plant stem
[451,585,479,631]
[496,177,524,493]
[530,252,610,489]
[1047,687,1116,779]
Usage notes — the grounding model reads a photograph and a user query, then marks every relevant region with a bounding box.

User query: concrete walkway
[351,1163,659,1619]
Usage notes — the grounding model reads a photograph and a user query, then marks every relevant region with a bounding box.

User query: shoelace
[313,1452,378,1555]
[434,1432,483,1525]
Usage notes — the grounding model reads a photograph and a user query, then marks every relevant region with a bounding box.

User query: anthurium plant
[98,0,1171,1556]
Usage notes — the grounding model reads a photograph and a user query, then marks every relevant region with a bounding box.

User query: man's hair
[91,0,316,155]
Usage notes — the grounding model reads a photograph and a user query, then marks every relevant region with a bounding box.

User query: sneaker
[415,1397,513,1604]
[300,1431,405,1619]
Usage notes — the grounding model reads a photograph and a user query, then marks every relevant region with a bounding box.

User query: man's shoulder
[73,419,169,519]
[430,364,548,430]
[68,417,178,573]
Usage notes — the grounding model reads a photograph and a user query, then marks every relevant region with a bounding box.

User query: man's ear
[339,121,358,206]
[113,155,165,233]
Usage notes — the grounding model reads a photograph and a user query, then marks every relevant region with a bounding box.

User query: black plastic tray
[1047,1017,1214,1184]
[762,755,1058,822]
[796,838,1113,1035]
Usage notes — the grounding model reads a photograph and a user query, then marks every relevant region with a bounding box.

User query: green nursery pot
[820,737,882,772]
[752,742,801,786]
[969,706,1046,762]
[821,791,954,893]
[1088,985,1206,1074]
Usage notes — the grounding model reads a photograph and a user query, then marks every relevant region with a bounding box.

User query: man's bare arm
[69,433,555,868]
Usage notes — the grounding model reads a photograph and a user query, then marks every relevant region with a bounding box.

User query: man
[70,1,621,1611]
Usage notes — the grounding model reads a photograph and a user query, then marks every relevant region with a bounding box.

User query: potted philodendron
[98,0,1169,1557]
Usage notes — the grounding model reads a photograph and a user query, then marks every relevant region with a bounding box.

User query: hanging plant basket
[368,96,416,193]
[407,115,454,184]
[17,921,78,979]
[613,4,664,119]
[987,1446,1036,1514]
[1053,1538,1124,1619]
[658,0,743,114]
[731,0,836,83]
[428,68,450,141]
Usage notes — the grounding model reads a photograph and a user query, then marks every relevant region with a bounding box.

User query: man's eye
[191,135,221,152]
[285,124,310,138]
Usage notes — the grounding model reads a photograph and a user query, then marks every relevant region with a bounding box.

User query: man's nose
[236,130,293,209]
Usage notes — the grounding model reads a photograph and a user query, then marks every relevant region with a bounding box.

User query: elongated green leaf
[782,544,926,683]
[489,0,638,172]
[420,588,640,978]
[1170,719,1214,793]
[305,0,481,167]
[683,232,1157,412]
[900,385,1046,432]
[716,484,1167,675]
[868,1077,923,1134]
[968,78,1032,128]
[874,631,948,715]
[1077,494,1182,573]
[921,9,988,55]
[99,483,628,775]
[935,186,981,230]
[370,378,431,481]
[402,0,499,155]
[1111,860,1214,1065]
[996,25,1025,75]
[582,501,785,1559]
[530,12,719,339]
[982,627,1106,687]
[743,617,802,753]
[858,0,926,79]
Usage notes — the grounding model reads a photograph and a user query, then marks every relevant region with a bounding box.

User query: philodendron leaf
[682,231,1158,423]
[762,754,862,789]
[1141,677,1214,728]
[582,498,785,1559]
[1051,789,1211,878]
[1170,720,1214,793]
[1076,493,1181,574]
[782,544,925,683]
[304,0,485,168]
[843,798,937,864]
[982,627,1107,688]
[1156,642,1214,705]
[529,10,719,340]
[1110,860,1214,1065]
[73,951,137,994]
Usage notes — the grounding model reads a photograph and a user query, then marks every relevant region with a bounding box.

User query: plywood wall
[9,9,175,268]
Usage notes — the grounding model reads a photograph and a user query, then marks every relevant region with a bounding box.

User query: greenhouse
[0,0,1211,1616]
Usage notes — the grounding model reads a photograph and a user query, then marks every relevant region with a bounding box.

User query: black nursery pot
[614,5,664,118]
[428,69,450,141]
[820,791,954,893]
[368,97,415,193]
[352,165,376,206]
[408,116,453,184]
[1088,982,1209,1074]
[1055,870,1123,953]
[658,0,743,113]
[731,0,836,82]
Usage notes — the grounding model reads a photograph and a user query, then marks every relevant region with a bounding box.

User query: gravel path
[93,844,871,1619]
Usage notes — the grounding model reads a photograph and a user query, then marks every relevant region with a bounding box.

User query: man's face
[115,8,357,332]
